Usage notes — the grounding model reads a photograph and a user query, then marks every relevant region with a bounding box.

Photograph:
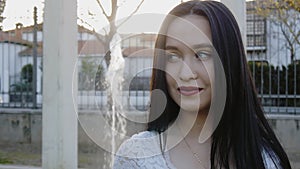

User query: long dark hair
[147,1,291,168]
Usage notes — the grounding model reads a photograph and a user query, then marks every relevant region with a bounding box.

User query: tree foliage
[9,64,33,92]
[248,61,300,106]
[79,57,106,90]
[249,61,300,95]
[21,64,33,83]
[255,0,300,61]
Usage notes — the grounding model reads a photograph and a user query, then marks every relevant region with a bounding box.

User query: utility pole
[32,6,37,108]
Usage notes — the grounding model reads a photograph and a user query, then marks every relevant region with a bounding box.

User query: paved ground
[0,165,40,169]
[0,143,299,169]
[0,165,87,169]
[0,142,109,169]
[289,152,300,169]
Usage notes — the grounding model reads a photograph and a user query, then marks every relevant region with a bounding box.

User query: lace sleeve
[112,138,141,169]
[112,131,167,169]
[113,155,139,169]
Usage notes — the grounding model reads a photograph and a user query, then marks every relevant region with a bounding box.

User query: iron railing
[0,2,299,114]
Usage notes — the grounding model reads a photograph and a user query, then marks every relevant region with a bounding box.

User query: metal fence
[76,33,154,111]
[0,2,299,114]
[246,1,300,114]
[0,18,43,108]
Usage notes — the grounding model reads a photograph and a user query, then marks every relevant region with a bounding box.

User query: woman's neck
[176,109,208,140]
[189,112,208,138]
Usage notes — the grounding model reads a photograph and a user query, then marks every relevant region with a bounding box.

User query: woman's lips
[177,86,203,96]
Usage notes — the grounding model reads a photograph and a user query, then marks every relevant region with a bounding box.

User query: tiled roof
[5,23,94,34]
[0,31,32,46]
[18,42,43,57]
[121,33,157,42]
[19,42,155,58]
[19,40,106,57]
[78,40,105,55]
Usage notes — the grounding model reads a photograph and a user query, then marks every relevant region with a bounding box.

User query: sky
[2,0,44,30]
[2,0,182,32]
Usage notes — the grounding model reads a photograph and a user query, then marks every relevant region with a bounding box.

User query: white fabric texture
[113,131,176,169]
[113,131,280,169]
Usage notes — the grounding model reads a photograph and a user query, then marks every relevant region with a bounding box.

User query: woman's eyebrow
[192,44,213,49]
[165,46,179,51]
[165,44,213,51]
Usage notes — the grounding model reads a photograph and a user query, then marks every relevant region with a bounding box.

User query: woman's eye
[166,53,181,62]
[195,51,211,60]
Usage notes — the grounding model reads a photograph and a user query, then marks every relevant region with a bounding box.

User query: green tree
[79,57,106,90]
[95,63,106,90]
[79,58,97,90]
[287,61,300,95]
[10,64,33,92]
[248,61,276,94]
[248,61,300,106]
[21,64,33,83]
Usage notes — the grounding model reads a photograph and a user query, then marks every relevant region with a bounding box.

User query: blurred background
[0,0,299,168]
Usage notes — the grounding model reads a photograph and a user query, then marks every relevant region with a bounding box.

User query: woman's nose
[179,60,198,81]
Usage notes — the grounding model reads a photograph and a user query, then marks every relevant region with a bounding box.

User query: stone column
[42,0,78,168]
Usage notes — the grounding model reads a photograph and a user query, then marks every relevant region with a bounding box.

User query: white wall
[266,20,300,66]
[246,20,300,67]
[22,31,43,42]
[0,43,27,102]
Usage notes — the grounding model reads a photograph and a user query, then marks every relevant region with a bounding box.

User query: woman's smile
[177,86,204,96]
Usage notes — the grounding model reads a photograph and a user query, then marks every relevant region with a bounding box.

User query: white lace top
[113,131,279,169]
[113,131,176,169]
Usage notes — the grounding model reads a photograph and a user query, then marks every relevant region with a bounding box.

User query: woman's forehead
[165,15,212,47]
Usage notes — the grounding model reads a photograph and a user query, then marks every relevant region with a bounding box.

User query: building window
[246,1,266,48]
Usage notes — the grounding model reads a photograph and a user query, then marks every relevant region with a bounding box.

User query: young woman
[113,1,291,169]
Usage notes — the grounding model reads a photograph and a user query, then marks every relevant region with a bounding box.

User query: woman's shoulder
[113,130,168,169]
[131,130,158,139]
[115,130,161,158]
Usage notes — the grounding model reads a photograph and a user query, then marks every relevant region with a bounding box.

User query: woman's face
[165,14,214,114]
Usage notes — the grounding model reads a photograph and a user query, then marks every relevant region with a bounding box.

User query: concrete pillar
[221,0,247,47]
[42,0,77,168]
[0,44,9,102]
